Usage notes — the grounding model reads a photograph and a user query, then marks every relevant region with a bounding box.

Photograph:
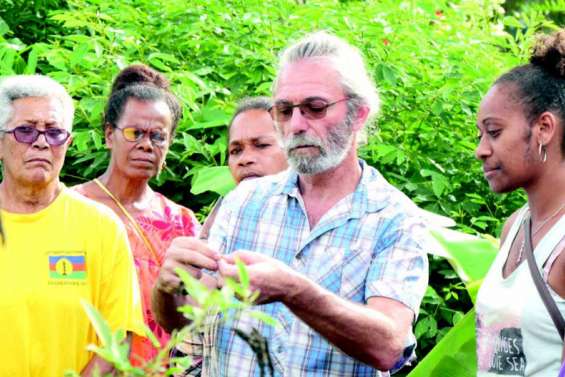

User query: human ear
[352,105,370,132]
[535,111,558,146]
[104,123,114,149]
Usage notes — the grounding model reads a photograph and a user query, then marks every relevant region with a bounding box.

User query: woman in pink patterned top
[74,64,199,365]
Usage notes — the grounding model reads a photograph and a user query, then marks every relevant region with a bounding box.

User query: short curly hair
[0,75,74,131]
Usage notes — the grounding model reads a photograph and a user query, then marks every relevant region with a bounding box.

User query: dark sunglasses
[117,127,168,146]
[269,98,349,122]
[1,125,70,146]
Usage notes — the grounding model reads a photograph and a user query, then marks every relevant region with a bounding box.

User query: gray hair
[0,75,74,131]
[275,31,380,123]
[229,96,273,129]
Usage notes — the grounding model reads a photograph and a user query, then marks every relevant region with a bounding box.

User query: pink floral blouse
[74,184,200,364]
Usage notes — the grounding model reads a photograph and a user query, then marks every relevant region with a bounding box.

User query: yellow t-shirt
[0,188,144,377]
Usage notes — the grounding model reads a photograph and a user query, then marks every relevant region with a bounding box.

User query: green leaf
[80,299,112,347]
[452,311,464,325]
[235,257,249,291]
[0,17,10,37]
[142,323,161,348]
[44,49,67,70]
[69,43,90,69]
[431,228,498,302]
[415,315,438,339]
[248,310,279,327]
[431,172,448,198]
[175,267,211,305]
[190,166,236,195]
[188,106,231,130]
[24,46,39,74]
[408,309,477,377]
[85,344,114,361]
[72,130,91,153]
[377,63,397,86]
[110,329,130,367]
[223,275,246,298]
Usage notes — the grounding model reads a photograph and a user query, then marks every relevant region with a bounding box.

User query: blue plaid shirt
[206,160,429,376]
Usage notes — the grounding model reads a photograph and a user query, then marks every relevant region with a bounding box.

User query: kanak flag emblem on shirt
[49,254,86,279]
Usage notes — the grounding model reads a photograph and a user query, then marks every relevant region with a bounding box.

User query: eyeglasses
[1,126,71,146]
[269,98,349,122]
[117,127,168,146]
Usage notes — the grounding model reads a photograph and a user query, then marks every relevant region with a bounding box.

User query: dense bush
[0,0,69,44]
[0,0,547,231]
[0,0,560,371]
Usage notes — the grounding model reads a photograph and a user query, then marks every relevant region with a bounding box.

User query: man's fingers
[156,271,182,294]
[158,260,203,292]
[223,250,261,265]
[218,259,239,279]
[216,275,225,288]
[171,236,220,260]
[166,238,220,271]
[178,252,219,272]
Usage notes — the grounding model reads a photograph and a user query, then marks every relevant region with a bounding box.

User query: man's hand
[155,236,220,295]
[218,250,301,304]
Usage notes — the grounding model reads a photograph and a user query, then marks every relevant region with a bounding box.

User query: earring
[538,142,547,163]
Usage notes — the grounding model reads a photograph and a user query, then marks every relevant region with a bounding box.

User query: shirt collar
[275,159,388,215]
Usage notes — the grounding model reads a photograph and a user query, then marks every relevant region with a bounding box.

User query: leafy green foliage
[75,260,276,376]
[408,309,478,377]
[0,0,548,235]
[0,0,69,44]
[0,0,558,373]
[405,228,498,377]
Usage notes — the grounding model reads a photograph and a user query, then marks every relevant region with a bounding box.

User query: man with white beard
[153,31,430,376]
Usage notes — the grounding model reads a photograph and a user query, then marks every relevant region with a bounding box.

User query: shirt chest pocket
[299,245,372,300]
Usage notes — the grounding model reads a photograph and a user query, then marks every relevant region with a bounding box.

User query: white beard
[280,115,354,175]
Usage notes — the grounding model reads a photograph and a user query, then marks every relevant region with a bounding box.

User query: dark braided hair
[103,64,182,135]
[495,30,565,156]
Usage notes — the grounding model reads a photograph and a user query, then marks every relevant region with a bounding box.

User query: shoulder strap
[537,215,565,268]
[94,178,160,263]
[523,214,565,341]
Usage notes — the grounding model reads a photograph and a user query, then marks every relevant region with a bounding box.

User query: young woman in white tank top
[474,29,565,377]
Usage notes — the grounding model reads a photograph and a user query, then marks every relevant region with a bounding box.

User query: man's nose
[287,107,309,136]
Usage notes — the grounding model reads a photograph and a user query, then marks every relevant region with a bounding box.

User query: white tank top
[476,207,565,377]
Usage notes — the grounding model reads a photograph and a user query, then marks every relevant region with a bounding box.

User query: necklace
[517,202,565,263]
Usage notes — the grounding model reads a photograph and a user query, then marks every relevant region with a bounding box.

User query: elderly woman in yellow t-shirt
[0,75,143,376]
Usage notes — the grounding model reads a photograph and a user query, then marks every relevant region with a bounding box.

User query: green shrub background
[1,0,562,370]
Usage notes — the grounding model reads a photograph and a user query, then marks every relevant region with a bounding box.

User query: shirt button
[277,345,284,353]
